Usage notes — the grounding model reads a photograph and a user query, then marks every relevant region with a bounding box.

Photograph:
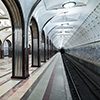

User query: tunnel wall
[65,3,100,76]
[67,41,100,64]
[65,3,100,64]
[65,3,100,49]
[66,53,100,76]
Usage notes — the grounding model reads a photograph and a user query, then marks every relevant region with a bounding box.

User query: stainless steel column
[31,18,40,67]
[47,37,50,59]
[8,46,12,57]
[33,39,38,66]
[2,0,29,78]
[0,41,1,58]
[41,42,45,62]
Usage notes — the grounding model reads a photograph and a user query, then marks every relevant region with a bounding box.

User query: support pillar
[32,39,40,67]
[30,18,40,67]
[1,50,4,58]
[0,49,1,58]
[8,47,12,57]
[49,41,52,58]
[41,38,46,62]
[47,39,50,60]
[44,41,46,62]
[2,0,29,79]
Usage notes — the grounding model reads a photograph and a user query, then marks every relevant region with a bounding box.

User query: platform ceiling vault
[0,0,11,43]
[0,0,100,49]
[33,0,100,49]
[0,0,32,45]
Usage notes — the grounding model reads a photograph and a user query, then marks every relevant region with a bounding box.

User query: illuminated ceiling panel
[41,0,100,49]
[43,0,88,10]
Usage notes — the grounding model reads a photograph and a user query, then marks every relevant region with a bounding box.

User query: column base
[1,50,4,58]
[31,65,41,67]
[11,74,30,79]
[41,61,46,63]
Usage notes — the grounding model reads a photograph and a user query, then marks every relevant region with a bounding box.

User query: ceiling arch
[33,0,100,49]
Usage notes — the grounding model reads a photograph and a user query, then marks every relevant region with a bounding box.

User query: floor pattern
[0,55,56,100]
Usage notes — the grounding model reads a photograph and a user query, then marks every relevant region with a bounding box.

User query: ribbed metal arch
[41,30,46,62]
[6,39,11,47]
[30,17,40,67]
[1,0,29,78]
[0,40,2,45]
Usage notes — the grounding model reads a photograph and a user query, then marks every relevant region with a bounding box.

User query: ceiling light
[62,1,76,8]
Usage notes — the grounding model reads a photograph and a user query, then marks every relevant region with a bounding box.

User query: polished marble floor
[0,55,57,100]
[0,53,71,100]
[0,55,38,100]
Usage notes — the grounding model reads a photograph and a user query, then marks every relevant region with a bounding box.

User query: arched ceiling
[43,0,88,10]
[0,0,11,43]
[0,0,32,45]
[0,0,100,49]
[0,0,9,18]
[33,0,100,49]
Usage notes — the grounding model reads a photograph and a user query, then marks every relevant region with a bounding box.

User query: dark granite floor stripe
[42,62,57,100]
[0,78,11,86]
[0,72,12,78]
[21,56,56,100]
[0,68,36,86]
[0,80,23,100]
[0,67,38,100]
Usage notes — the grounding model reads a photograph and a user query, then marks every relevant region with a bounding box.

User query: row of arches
[0,39,12,58]
[0,0,57,79]
[30,17,56,67]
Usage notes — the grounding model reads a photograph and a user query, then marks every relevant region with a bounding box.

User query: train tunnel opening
[60,48,65,54]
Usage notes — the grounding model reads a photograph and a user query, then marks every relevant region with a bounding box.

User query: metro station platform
[0,53,72,100]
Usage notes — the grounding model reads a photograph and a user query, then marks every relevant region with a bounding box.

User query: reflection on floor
[0,57,12,78]
[0,54,71,100]
[0,55,38,100]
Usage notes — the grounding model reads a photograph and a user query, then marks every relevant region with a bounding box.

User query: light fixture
[62,1,76,8]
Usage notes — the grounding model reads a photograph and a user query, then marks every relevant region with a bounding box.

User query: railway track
[62,54,100,100]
